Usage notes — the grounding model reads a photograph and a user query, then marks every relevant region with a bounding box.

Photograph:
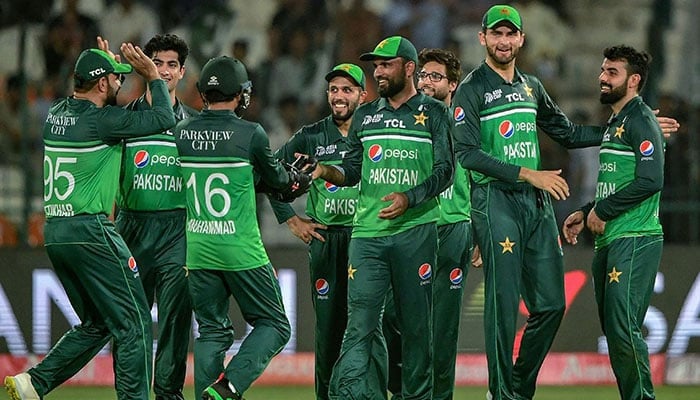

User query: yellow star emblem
[339,64,352,72]
[348,265,357,280]
[377,39,389,49]
[608,267,623,283]
[499,237,516,253]
[413,111,429,126]
[614,124,625,138]
[523,84,533,98]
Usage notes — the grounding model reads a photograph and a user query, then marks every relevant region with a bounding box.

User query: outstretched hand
[562,210,585,245]
[378,192,409,219]
[120,43,159,81]
[519,167,570,200]
[652,109,680,138]
[96,36,121,63]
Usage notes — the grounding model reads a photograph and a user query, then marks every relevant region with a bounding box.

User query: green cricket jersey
[117,95,198,211]
[438,162,470,226]
[340,93,454,238]
[451,62,604,184]
[43,80,176,219]
[269,115,359,226]
[173,109,290,271]
[594,96,664,248]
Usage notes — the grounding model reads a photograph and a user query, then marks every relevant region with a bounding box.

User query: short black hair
[144,34,189,67]
[418,48,462,83]
[603,45,652,92]
[202,91,236,104]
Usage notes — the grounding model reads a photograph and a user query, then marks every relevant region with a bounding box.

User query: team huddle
[3,4,678,400]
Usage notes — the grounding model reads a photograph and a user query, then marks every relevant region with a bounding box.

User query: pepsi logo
[315,279,329,295]
[368,144,383,162]
[499,120,515,139]
[325,181,339,193]
[128,256,138,272]
[449,268,463,285]
[453,106,465,122]
[134,150,150,168]
[639,140,654,156]
[418,263,432,280]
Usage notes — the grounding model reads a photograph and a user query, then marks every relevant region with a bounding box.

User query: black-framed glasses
[417,71,447,82]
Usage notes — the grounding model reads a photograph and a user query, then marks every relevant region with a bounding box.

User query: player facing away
[173,55,311,400]
[4,39,176,400]
[562,45,665,400]
[115,33,197,400]
[314,36,454,400]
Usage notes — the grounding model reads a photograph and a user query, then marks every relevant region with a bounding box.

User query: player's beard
[331,100,358,122]
[378,73,406,98]
[106,85,118,106]
[420,85,449,102]
[599,78,628,105]
[487,44,519,66]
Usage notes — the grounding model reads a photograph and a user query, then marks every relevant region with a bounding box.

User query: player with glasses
[417,71,447,82]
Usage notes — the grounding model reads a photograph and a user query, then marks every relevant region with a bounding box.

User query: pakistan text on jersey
[596,182,616,198]
[503,142,538,160]
[187,219,236,235]
[324,198,357,215]
[132,173,183,192]
[440,185,454,200]
[368,168,419,186]
[44,203,74,217]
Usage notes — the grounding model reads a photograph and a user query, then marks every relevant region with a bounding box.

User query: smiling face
[372,57,409,99]
[417,61,457,104]
[599,58,633,105]
[327,76,365,123]
[479,24,524,68]
[151,50,184,93]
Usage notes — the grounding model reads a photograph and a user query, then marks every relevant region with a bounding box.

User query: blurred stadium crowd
[0,0,698,246]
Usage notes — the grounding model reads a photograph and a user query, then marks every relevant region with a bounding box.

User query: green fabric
[174,109,289,271]
[188,266,290,397]
[437,162,471,225]
[452,62,603,185]
[591,236,662,400]
[594,97,664,248]
[118,95,198,211]
[471,184,565,400]
[340,94,454,238]
[42,79,175,218]
[115,209,191,398]
[329,224,436,400]
[32,215,152,399]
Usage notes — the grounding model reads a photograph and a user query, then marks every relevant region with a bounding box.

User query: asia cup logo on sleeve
[639,140,655,156]
[134,150,150,168]
[315,279,330,296]
[499,120,515,139]
[368,144,383,162]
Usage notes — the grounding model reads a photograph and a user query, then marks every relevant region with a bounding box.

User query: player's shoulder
[297,116,331,138]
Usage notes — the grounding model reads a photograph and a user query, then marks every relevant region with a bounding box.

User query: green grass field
[3,384,699,400]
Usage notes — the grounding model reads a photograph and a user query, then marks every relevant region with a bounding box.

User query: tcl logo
[89,68,106,77]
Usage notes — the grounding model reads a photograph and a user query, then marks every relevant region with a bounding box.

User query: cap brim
[324,70,362,88]
[359,52,395,61]
[114,63,133,74]
[487,19,521,31]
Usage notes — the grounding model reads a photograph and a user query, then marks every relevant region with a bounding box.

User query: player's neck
[610,93,639,115]
[486,58,516,83]
[334,117,352,137]
[145,87,177,106]
[386,85,417,109]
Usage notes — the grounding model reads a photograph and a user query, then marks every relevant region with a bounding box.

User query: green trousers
[592,235,663,400]
[329,223,436,400]
[189,265,291,397]
[30,214,152,400]
[433,220,472,400]
[472,184,565,400]
[116,209,191,400]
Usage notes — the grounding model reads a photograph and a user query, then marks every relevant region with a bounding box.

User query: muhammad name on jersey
[187,218,236,235]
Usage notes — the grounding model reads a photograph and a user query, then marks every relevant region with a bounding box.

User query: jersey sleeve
[267,127,309,223]
[250,123,290,190]
[96,79,176,143]
[404,102,454,207]
[595,113,664,221]
[339,113,363,187]
[453,81,521,183]
[532,77,605,148]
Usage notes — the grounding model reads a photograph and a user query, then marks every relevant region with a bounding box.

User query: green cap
[359,36,418,64]
[74,49,133,82]
[482,5,522,31]
[197,56,252,96]
[325,63,366,89]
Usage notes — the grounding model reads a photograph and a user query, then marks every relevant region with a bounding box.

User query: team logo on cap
[453,107,465,122]
[315,279,330,295]
[449,268,463,285]
[499,120,515,139]
[418,263,432,280]
[368,144,383,162]
[325,181,339,193]
[639,140,654,156]
[128,256,138,272]
[134,150,150,168]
